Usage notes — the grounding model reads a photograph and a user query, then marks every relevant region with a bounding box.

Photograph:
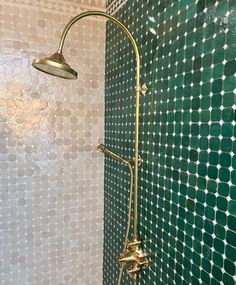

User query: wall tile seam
[0,0,105,283]
[1,0,106,16]
[106,0,127,15]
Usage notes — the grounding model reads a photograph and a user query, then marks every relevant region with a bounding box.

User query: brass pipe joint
[118,240,150,279]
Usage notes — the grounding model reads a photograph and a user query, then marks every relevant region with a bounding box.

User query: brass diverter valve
[118,240,150,279]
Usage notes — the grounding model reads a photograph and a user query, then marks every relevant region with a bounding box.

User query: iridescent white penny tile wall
[0,0,105,284]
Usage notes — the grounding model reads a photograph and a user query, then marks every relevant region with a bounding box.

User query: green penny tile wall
[104,0,236,284]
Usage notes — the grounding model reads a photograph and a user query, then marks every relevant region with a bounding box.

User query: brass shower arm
[57,11,141,90]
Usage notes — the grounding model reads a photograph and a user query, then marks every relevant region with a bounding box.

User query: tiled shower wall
[104,0,236,284]
[0,1,105,284]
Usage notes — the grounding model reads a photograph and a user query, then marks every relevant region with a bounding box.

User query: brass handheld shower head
[96,144,129,166]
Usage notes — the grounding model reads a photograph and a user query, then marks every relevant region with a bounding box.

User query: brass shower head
[32,52,77,79]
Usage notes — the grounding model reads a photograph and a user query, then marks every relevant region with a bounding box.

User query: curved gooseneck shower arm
[57,10,141,239]
[32,10,149,283]
[58,12,141,90]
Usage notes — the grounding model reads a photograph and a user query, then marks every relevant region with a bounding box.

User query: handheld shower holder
[129,155,143,167]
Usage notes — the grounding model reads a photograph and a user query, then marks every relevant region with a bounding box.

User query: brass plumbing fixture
[97,144,142,167]
[32,11,149,283]
[118,240,150,279]
[97,144,130,165]
[96,144,134,284]
[97,144,149,283]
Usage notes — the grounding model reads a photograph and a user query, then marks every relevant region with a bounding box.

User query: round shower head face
[32,52,78,80]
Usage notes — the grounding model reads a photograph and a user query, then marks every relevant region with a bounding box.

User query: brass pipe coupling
[136,84,149,96]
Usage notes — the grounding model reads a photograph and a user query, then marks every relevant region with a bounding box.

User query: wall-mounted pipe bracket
[141,83,148,96]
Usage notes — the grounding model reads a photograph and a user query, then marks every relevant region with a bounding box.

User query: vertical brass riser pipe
[57,11,141,241]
